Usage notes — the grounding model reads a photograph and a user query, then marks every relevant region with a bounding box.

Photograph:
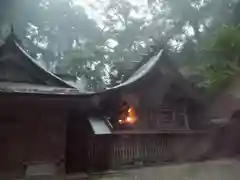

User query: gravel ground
[87,159,240,180]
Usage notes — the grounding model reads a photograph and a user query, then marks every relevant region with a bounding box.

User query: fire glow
[118,107,137,124]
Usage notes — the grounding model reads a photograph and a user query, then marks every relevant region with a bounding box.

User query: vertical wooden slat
[111,134,178,167]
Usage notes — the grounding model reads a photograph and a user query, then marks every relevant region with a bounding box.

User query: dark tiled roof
[10,40,74,88]
[0,40,165,96]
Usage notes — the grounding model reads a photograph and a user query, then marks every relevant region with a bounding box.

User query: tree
[0,0,238,92]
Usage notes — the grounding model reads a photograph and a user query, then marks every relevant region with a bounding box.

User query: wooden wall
[0,96,67,177]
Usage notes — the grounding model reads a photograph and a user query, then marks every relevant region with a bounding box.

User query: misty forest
[1,0,240,94]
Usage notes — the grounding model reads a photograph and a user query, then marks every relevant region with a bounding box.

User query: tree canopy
[0,0,239,93]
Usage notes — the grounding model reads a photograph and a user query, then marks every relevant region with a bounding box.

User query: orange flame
[119,107,137,124]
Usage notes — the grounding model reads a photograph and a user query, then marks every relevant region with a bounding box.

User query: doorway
[65,111,90,173]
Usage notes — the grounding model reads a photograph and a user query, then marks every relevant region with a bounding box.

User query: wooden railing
[88,131,210,170]
[109,135,172,167]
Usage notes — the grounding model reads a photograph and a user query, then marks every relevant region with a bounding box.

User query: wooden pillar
[109,135,118,170]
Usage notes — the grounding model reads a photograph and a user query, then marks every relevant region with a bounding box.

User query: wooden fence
[87,131,211,170]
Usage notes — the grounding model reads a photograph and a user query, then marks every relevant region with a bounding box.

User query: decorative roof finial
[5,24,22,45]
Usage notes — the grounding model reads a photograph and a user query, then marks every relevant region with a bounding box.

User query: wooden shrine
[0,30,210,179]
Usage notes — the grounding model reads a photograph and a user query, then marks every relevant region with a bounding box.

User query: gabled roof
[161,53,207,103]
[0,31,206,105]
[124,49,207,104]
[0,40,166,96]
[0,32,73,88]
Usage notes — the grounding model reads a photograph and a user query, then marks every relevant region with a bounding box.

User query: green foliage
[193,25,240,95]
[208,26,240,61]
